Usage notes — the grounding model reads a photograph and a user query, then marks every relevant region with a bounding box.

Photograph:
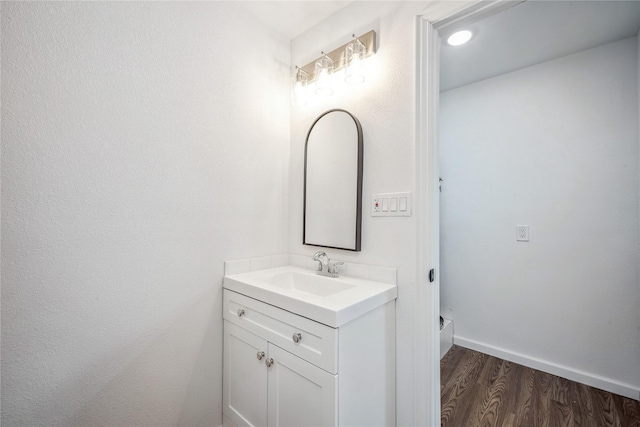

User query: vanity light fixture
[314,52,335,96]
[447,30,473,46]
[345,34,366,85]
[292,30,376,102]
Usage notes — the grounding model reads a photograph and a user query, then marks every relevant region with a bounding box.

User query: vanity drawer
[223,289,338,374]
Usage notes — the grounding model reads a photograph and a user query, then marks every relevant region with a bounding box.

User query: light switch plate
[372,192,412,216]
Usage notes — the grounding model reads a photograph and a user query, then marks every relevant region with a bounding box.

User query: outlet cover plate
[516,225,529,242]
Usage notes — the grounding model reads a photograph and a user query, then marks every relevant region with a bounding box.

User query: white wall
[440,37,640,397]
[1,2,290,425]
[290,2,432,424]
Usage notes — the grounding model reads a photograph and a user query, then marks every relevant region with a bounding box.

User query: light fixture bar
[298,30,376,85]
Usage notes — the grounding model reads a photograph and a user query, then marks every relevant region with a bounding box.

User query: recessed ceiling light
[447,30,473,46]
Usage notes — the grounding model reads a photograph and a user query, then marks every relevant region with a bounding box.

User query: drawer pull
[237,309,245,317]
[265,358,274,368]
[292,332,302,343]
[257,351,265,361]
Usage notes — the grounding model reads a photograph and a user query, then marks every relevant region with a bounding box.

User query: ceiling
[440,0,640,92]
[235,1,352,40]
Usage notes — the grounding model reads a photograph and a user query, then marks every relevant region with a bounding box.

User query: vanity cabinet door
[267,343,337,427]
[223,321,268,427]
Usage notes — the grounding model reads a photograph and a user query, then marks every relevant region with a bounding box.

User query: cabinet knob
[265,358,274,368]
[256,351,265,361]
[292,332,302,343]
[237,309,245,317]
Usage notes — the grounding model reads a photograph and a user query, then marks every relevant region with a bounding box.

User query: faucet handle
[329,261,344,275]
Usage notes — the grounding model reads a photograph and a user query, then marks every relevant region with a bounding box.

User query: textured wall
[1,2,290,425]
[290,2,432,425]
[440,38,640,393]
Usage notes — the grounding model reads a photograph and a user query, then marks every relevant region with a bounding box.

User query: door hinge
[429,269,435,283]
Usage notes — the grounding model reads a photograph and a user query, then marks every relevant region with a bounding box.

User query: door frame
[414,1,524,425]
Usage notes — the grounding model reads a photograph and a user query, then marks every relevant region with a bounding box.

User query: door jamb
[414,2,524,425]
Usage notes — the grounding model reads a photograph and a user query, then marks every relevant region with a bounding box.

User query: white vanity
[222,259,397,427]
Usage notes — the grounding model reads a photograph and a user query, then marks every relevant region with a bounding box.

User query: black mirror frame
[303,109,363,252]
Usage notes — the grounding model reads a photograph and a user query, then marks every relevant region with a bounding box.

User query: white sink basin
[223,266,397,327]
[268,271,356,297]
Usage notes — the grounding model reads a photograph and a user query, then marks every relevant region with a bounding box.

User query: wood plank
[590,387,622,427]
[500,412,515,427]
[551,375,571,405]
[612,393,640,427]
[441,348,488,427]
[440,345,465,390]
[472,358,510,427]
[531,370,553,427]
[511,363,535,426]
[549,399,573,427]
[569,379,592,427]
[491,360,516,427]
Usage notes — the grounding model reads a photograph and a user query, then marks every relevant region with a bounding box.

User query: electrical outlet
[516,225,529,242]
[372,197,381,213]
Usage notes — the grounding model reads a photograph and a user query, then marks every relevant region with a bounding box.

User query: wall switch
[399,197,407,211]
[516,225,529,242]
[372,192,412,216]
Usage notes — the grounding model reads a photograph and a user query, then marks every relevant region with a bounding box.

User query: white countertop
[223,265,397,327]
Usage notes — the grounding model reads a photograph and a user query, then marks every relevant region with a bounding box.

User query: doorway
[416,2,640,425]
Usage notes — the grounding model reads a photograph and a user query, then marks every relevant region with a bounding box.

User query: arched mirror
[303,109,363,251]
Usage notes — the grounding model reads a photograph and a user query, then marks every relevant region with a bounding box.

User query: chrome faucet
[312,251,343,278]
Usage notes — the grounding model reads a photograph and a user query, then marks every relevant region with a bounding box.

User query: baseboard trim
[454,335,640,401]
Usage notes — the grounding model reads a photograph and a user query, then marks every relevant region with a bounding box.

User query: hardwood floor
[440,345,640,427]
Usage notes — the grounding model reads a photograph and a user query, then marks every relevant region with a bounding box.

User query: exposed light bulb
[314,52,334,96]
[345,54,364,85]
[315,68,333,96]
[345,35,366,85]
